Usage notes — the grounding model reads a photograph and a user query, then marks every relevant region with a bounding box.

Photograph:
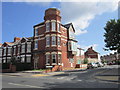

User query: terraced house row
[0,8,89,71]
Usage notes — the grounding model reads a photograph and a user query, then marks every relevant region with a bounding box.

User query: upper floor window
[34,40,38,49]
[57,23,60,32]
[17,45,20,54]
[7,47,12,55]
[4,48,6,56]
[13,46,16,55]
[51,54,56,63]
[57,37,61,46]
[46,22,50,32]
[0,48,2,56]
[27,42,31,52]
[52,36,56,46]
[51,22,56,31]
[35,29,38,36]
[21,44,25,53]
[46,36,50,46]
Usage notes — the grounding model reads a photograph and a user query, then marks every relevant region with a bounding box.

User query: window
[27,42,31,52]
[17,45,20,54]
[7,57,11,63]
[52,54,56,63]
[34,40,38,49]
[13,46,16,55]
[0,48,2,56]
[46,36,50,46]
[46,22,50,32]
[21,56,25,63]
[21,44,25,53]
[35,29,38,36]
[58,54,61,63]
[2,58,6,63]
[26,55,31,63]
[4,48,6,56]
[52,36,56,46]
[57,23,60,32]
[57,37,61,46]
[52,22,56,31]
[46,54,50,64]
[7,47,12,55]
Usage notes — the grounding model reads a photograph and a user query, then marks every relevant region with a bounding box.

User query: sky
[1,0,119,56]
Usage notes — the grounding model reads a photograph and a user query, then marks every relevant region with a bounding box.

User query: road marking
[8,83,44,88]
[32,74,48,77]
[57,77,66,79]
[77,80,82,81]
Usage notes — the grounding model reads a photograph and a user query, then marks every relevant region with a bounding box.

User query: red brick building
[1,8,85,71]
[33,8,78,69]
[85,47,98,59]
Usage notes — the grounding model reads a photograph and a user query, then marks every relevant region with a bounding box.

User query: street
[2,65,120,89]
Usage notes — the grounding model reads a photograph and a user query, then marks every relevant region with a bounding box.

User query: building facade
[33,8,78,69]
[84,47,100,63]
[1,8,86,71]
[101,52,120,64]
[1,37,33,71]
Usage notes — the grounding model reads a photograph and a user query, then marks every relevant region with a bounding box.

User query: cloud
[60,0,119,35]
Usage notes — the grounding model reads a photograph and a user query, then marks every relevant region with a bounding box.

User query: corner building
[33,8,78,69]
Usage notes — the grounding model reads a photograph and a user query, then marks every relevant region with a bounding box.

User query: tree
[104,19,120,53]
[83,58,88,64]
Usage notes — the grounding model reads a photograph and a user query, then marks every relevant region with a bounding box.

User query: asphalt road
[2,65,120,89]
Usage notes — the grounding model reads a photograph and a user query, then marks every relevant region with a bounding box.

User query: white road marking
[77,80,82,81]
[8,83,44,88]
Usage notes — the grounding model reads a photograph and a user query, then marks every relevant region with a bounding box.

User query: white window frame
[46,54,50,65]
[58,54,61,64]
[7,47,12,55]
[4,47,6,56]
[35,29,38,36]
[46,36,50,47]
[7,57,11,63]
[21,43,25,53]
[51,21,56,31]
[26,55,31,63]
[17,45,20,54]
[13,46,16,55]
[27,42,31,52]
[46,22,50,32]
[57,36,61,46]
[0,48,2,56]
[51,36,56,46]
[34,40,38,49]
[57,23,60,32]
[21,55,25,63]
[51,54,56,64]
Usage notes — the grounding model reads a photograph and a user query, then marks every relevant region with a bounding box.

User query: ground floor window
[58,54,61,63]
[46,54,50,64]
[26,55,31,63]
[7,57,11,63]
[21,56,25,63]
[51,54,56,63]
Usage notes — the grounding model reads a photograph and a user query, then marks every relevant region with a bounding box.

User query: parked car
[96,62,104,67]
[87,63,98,69]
